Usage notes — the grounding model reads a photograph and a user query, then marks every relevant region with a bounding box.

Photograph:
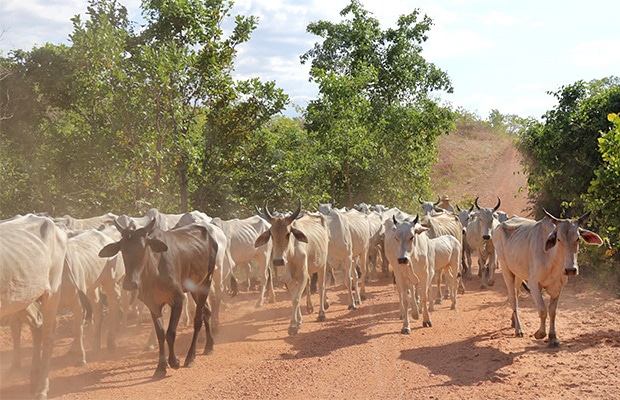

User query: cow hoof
[488,280,495,287]
[75,360,87,368]
[401,328,411,334]
[153,367,167,380]
[535,330,546,340]
[169,356,180,369]
[423,320,432,328]
[434,298,442,305]
[548,337,560,348]
[184,358,195,368]
[480,284,488,290]
[348,304,357,310]
[202,347,214,356]
[288,326,299,336]
[450,304,456,310]
[515,330,524,338]
[317,314,326,322]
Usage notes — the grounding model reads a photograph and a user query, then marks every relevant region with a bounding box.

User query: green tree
[301,0,453,208]
[518,77,620,217]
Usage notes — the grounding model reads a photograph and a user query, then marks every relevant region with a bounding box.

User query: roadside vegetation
[1,0,618,291]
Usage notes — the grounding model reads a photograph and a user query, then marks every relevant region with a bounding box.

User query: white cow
[61,228,125,365]
[254,202,329,335]
[456,204,474,280]
[493,210,603,347]
[385,215,434,334]
[211,215,273,308]
[318,204,358,309]
[427,235,462,312]
[0,214,69,399]
[466,197,502,289]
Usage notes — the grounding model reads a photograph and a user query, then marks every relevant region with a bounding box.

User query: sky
[1,0,619,120]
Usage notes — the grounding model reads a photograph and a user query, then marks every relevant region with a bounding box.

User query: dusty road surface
[2,274,620,399]
[2,128,620,399]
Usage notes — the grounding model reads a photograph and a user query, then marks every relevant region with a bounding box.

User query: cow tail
[205,234,218,291]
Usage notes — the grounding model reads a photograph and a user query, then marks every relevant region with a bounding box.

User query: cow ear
[99,242,121,258]
[254,230,271,248]
[415,226,429,234]
[291,227,308,243]
[579,228,603,246]
[147,238,168,253]
[545,230,557,251]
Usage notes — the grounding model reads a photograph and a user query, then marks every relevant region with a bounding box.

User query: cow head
[543,209,603,276]
[473,197,502,240]
[392,215,426,265]
[98,216,168,291]
[418,196,443,216]
[254,201,306,267]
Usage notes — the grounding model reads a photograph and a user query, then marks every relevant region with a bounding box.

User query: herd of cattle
[0,197,603,399]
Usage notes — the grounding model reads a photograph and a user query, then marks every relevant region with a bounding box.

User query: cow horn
[288,200,302,223]
[474,197,481,210]
[434,196,441,205]
[263,202,274,222]
[456,204,462,212]
[577,211,592,225]
[413,214,419,225]
[494,197,501,212]
[113,218,127,236]
[543,208,559,224]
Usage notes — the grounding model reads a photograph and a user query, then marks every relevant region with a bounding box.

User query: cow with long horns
[254,201,330,335]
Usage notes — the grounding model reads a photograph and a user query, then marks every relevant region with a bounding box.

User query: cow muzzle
[397,257,409,265]
[123,278,139,291]
[483,234,491,240]
[564,267,578,276]
[273,258,285,267]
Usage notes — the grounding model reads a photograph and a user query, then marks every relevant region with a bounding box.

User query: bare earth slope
[2,128,619,399]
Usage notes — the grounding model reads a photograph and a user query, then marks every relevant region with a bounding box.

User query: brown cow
[99,217,218,378]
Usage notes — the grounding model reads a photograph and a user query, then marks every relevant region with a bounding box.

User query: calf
[99,217,219,378]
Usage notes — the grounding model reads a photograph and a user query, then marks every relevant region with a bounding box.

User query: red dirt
[2,129,619,399]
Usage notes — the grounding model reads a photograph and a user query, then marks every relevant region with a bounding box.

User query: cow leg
[547,294,561,347]
[32,291,60,400]
[255,256,272,308]
[289,275,306,335]
[358,249,369,302]
[69,296,87,366]
[528,282,549,341]
[501,267,523,337]
[165,296,183,370]
[9,315,23,370]
[209,267,222,334]
[101,279,121,352]
[317,268,328,321]
[343,257,357,310]
[434,272,443,306]
[151,310,167,379]
[185,293,206,367]
[420,270,433,328]
[394,269,410,334]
